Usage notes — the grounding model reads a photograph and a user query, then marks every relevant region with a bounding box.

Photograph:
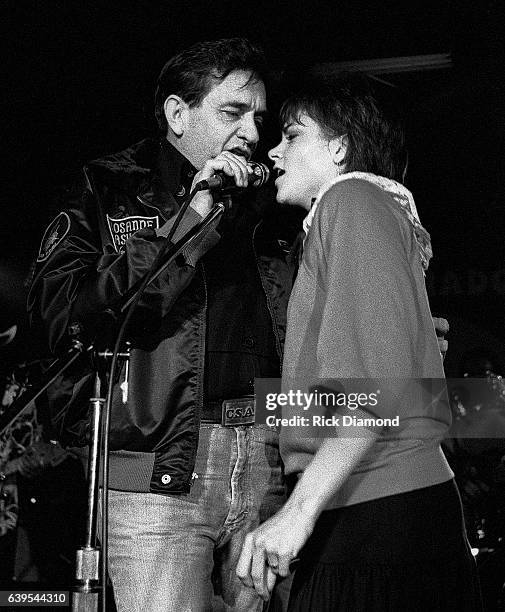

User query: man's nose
[268,143,281,161]
[238,115,260,145]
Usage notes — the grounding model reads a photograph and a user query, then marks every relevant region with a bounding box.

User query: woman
[236,74,482,611]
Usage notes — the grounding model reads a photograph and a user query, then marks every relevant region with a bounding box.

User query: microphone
[195,161,270,192]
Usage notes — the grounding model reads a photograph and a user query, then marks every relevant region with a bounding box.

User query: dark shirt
[203,203,280,401]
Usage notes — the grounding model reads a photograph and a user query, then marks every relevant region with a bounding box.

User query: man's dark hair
[279,72,407,182]
[154,38,268,133]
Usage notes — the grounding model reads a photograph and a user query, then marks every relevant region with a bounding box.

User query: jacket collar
[86,138,196,220]
[137,139,196,220]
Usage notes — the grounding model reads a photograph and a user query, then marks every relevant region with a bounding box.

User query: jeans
[101,424,285,612]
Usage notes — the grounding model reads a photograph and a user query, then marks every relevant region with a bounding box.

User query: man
[28,38,297,611]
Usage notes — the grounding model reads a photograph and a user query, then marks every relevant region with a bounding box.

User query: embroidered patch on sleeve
[36,212,71,262]
[106,214,159,252]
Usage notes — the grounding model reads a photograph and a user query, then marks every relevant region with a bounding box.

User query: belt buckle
[222,396,256,426]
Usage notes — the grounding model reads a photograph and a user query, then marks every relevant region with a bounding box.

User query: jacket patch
[106,214,159,252]
[37,212,71,262]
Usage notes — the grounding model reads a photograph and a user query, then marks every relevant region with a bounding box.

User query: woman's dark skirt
[288,480,483,612]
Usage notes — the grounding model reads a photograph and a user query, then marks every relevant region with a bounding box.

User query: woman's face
[268,113,340,211]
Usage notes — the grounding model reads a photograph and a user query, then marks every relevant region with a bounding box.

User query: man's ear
[328,135,348,166]
[163,95,188,137]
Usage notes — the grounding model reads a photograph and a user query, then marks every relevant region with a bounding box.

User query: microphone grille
[248,162,270,188]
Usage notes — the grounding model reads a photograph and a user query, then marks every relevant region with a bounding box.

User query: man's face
[269,113,338,211]
[177,70,267,169]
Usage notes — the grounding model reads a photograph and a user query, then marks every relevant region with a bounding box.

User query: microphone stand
[71,194,229,612]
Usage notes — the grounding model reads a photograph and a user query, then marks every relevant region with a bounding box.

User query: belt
[201,396,256,426]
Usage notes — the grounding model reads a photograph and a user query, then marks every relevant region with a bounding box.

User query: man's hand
[236,504,315,601]
[433,317,449,360]
[189,152,250,217]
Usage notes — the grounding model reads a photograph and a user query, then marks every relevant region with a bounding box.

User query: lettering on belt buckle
[222,396,256,426]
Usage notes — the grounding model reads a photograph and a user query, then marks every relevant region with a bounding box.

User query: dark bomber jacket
[28,138,297,494]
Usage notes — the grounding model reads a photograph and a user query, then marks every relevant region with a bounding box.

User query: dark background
[2,0,505,375]
[1,2,505,604]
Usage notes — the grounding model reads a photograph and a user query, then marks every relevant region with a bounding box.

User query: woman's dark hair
[154,38,268,133]
[279,72,407,182]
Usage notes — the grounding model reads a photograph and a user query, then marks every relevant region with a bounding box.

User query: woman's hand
[236,433,378,600]
[432,317,449,360]
[236,504,316,600]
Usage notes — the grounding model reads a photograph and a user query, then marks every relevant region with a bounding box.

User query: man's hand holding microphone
[190,151,269,217]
